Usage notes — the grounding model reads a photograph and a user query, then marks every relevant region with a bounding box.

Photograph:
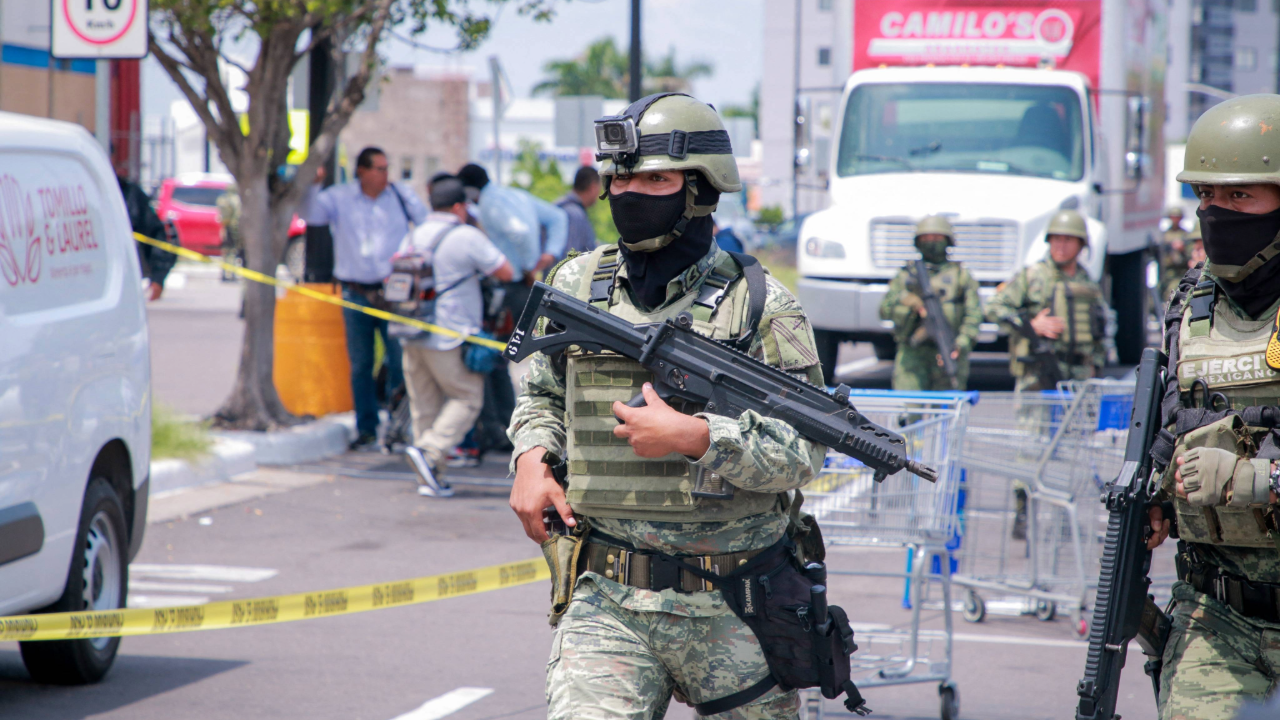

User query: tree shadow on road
[0,649,246,719]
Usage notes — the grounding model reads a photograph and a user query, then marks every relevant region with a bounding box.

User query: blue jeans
[341,286,404,438]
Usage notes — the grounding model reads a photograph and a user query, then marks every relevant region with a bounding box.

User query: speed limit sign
[52,0,149,59]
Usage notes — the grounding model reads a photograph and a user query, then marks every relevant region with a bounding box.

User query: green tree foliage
[721,83,759,135]
[510,141,617,244]
[532,36,713,99]
[148,0,553,429]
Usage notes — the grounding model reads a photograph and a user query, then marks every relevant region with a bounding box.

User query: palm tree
[533,37,714,98]
[532,37,629,98]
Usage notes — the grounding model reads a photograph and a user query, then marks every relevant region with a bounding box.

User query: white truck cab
[798,66,1112,370]
[0,112,151,684]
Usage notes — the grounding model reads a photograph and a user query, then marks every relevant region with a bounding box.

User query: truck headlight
[804,238,846,259]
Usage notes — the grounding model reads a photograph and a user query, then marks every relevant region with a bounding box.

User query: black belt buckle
[648,554,681,592]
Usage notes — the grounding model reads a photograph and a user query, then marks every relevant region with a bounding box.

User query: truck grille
[869,218,1019,274]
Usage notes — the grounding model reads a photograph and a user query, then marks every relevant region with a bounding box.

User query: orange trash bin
[274,283,354,417]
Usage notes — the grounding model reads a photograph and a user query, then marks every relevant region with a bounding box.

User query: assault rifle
[1076,347,1172,720]
[1007,310,1066,389]
[911,259,959,387]
[507,282,938,483]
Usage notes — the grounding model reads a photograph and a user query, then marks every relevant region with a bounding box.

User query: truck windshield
[836,83,1085,181]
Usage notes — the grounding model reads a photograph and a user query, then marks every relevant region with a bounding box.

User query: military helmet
[1046,209,1089,245]
[1177,94,1280,186]
[1186,218,1202,241]
[1166,205,1186,217]
[597,93,741,193]
[914,215,954,246]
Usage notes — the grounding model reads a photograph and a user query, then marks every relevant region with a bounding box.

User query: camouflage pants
[891,344,971,391]
[1012,362,1094,393]
[1159,581,1280,719]
[547,581,799,719]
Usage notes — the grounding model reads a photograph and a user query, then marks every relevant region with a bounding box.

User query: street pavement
[147,263,244,418]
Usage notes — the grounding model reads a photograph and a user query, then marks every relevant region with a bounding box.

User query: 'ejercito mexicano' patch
[1178,352,1280,390]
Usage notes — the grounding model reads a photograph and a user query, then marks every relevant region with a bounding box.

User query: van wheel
[20,478,128,685]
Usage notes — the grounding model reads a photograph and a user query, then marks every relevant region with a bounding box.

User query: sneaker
[445,447,482,469]
[349,433,378,452]
[405,446,454,498]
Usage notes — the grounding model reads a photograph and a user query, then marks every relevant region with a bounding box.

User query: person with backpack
[304,146,429,449]
[395,178,513,496]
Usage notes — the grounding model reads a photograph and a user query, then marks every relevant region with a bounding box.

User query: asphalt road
[146,264,244,418]
[0,449,1161,720]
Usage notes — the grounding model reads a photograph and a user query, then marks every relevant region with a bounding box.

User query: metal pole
[792,0,801,218]
[629,0,642,102]
[491,56,502,185]
[94,60,110,152]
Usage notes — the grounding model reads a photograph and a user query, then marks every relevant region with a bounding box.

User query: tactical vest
[1009,274,1104,368]
[1169,280,1280,548]
[561,246,781,522]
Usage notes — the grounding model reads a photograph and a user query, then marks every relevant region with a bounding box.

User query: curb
[149,436,257,495]
[149,414,356,497]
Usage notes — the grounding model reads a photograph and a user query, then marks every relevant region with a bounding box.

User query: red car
[155,173,306,258]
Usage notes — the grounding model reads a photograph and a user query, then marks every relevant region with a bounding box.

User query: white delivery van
[0,112,150,683]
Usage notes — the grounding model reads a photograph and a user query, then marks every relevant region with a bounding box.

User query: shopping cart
[802,390,972,720]
[952,380,1134,636]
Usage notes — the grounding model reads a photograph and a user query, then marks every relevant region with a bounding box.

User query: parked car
[756,212,812,250]
[155,174,307,269]
[0,112,151,684]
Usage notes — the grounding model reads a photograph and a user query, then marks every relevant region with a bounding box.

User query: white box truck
[797,0,1165,377]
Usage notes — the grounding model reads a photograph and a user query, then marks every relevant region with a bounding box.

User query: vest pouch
[1169,414,1272,547]
[540,526,590,627]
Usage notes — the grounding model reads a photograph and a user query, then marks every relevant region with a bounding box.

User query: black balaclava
[915,238,950,264]
[1198,204,1280,317]
[610,172,720,309]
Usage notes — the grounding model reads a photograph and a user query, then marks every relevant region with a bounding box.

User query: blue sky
[144,0,764,120]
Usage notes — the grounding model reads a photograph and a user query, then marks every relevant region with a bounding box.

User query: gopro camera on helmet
[594,115,639,159]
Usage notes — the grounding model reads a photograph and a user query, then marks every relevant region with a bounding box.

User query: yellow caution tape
[4,558,548,642]
[134,232,508,352]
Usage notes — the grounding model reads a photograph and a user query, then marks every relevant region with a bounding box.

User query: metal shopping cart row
[801,381,1147,720]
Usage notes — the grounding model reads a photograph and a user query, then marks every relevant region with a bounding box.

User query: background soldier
[879,215,982,390]
[985,209,1109,392]
[217,183,242,282]
[507,93,826,719]
[1146,94,1280,719]
[1160,205,1190,301]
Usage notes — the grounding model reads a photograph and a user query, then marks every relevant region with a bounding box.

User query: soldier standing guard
[1160,205,1191,302]
[1145,94,1280,719]
[879,215,982,391]
[507,93,831,719]
[985,209,1110,392]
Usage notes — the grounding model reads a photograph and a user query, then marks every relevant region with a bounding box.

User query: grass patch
[756,247,799,295]
[152,403,213,461]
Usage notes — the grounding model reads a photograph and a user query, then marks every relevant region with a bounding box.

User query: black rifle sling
[727,251,767,353]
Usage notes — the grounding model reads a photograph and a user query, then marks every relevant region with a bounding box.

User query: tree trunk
[212,171,299,430]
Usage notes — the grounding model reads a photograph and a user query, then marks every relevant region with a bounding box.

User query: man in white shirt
[305,147,429,448]
[397,178,513,496]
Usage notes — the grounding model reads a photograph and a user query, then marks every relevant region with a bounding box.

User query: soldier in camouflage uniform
[1144,94,1280,719]
[985,209,1109,392]
[216,184,242,282]
[507,93,826,719]
[1160,206,1191,302]
[878,215,983,390]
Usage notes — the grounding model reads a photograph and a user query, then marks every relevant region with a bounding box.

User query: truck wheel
[20,478,128,685]
[813,330,841,383]
[1110,249,1149,365]
[871,337,897,361]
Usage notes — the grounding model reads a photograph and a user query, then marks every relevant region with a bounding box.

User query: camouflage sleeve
[1092,292,1109,369]
[984,268,1029,327]
[692,276,827,493]
[957,267,984,351]
[878,268,920,336]
[506,253,593,471]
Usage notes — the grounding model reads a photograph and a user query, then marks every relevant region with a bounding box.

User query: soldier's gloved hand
[902,293,924,316]
[1176,448,1266,507]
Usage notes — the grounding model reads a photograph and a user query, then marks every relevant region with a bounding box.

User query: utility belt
[1057,351,1090,366]
[1178,544,1280,624]
[579,537,766,593]
[546,529,870,716]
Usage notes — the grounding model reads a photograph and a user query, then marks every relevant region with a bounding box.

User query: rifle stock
[911,259,959,387]
[507,282,939,483]
[1076,347,1168,720]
